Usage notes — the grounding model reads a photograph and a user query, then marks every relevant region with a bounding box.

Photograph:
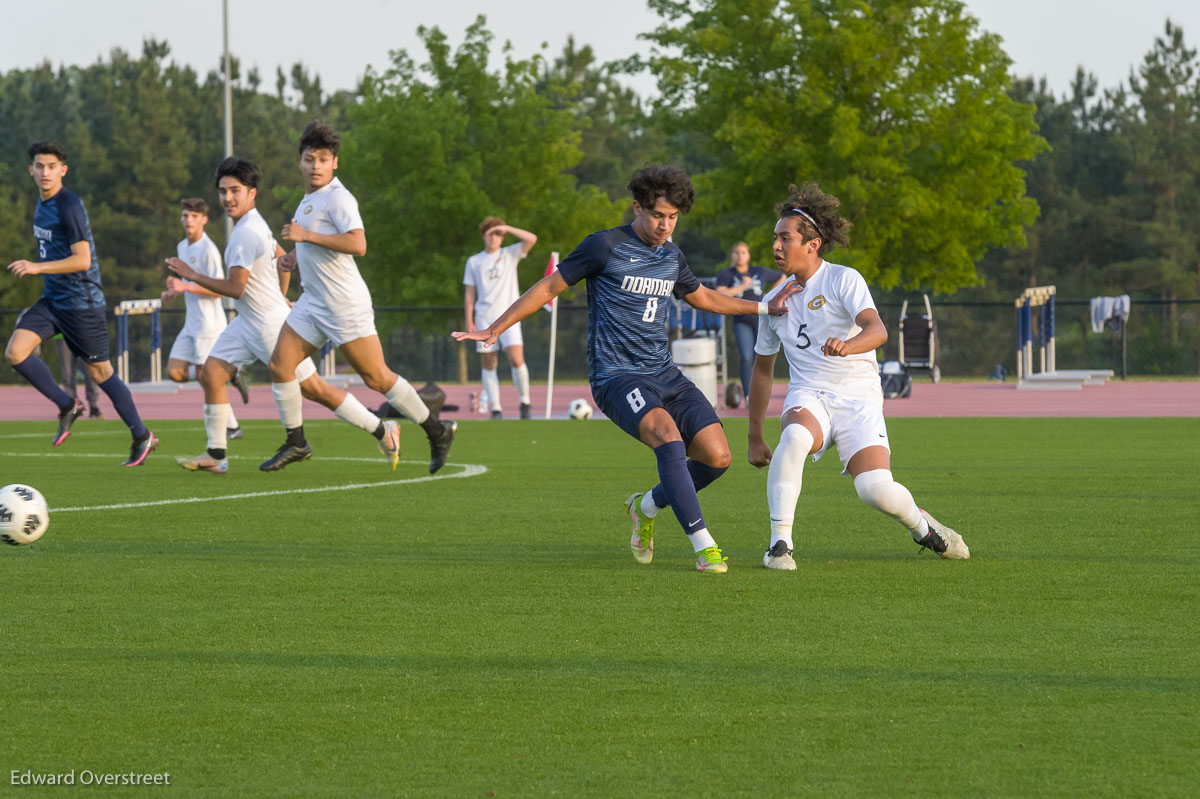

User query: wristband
[757,301,769,316]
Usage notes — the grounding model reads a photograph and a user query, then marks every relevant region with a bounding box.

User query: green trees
[637,0,1044,291]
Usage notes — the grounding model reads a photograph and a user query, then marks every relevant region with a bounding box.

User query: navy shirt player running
[4,141,157,465]
[455,165,799,572]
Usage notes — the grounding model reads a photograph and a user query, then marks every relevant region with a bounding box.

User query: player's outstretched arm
[822,308,887,357]
[453,271,568,347]
[747,352,778,468]
[684,280,801,317]
[8,241,92,277]
[165,275,222,299]
[166,257,249,299]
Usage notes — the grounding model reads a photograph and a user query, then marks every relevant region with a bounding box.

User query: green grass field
[1,416,1197,797]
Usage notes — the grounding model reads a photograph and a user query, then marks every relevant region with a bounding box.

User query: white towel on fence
[1090,295,1130,333]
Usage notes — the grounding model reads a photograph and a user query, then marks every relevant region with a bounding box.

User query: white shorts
[207,315,317,381]
[286,292,377,349]
[781,387,890,475]
[475,322,523,354]
[168,329,223,365]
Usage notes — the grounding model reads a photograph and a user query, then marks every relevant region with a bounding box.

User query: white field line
[0,453,487,513]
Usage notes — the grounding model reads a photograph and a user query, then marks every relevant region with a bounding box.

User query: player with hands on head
[463,216,538,419]
[747,183,969,570]
[455,164,799,573]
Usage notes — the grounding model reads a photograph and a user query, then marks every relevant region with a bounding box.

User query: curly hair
[776,183,851,255]
[627,165,694,214]
[299,121,341,157]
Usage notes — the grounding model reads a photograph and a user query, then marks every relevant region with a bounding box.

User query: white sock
[689,528,717,552]
[478,388,490,415]
[271,380,304,429]
[481,368,502,411]
[853,469,929,541]
[334,393,383,434]
[227,409,239,429]
[640,491,662,519]
[512,363,530,405]
[204,403,231,450]
[767,423,813,550]
[385,376,429,424]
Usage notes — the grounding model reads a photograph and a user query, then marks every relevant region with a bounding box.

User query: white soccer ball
[567,398,594,420]
[0,484,49,546]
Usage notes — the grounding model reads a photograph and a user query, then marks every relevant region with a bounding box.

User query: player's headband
[784,207,820,234]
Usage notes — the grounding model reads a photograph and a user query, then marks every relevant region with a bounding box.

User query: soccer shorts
[593,366,721,444]
[285,292,377,349]
[15,298,110,363]
[781,387,890,475]
[475,321,522,354]
[168,329,224,365]
[207,315,316,381]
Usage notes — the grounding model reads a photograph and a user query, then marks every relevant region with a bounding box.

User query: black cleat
[230,372,250,404]
[427,420,457,474]
[259,442,312,471]
[519,402,532,420]
[490,410,503,420]
[123,432,159,466]
[52,400,85,447]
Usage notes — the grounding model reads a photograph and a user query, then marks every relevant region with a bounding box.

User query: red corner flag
[542,253,559,312]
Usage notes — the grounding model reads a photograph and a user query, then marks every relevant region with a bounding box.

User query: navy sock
[13,355,74,411]
[650,459,729,507]
[688,459,728,493]
[652,441,707,536]
[97,375,147,439]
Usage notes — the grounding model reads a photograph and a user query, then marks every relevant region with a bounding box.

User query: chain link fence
[2,297,1197,387]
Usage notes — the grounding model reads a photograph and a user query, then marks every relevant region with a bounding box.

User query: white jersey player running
[748,183,969,568]
[463,216,537,419]
[168,157,348,474]
[263,122,456,474]
[160,197,242,438]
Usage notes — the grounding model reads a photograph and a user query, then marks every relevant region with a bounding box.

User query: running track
[1,379,1197,422]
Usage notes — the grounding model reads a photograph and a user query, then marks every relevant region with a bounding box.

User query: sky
[2,1,1199,101]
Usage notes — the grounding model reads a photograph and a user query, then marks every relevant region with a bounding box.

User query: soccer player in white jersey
[169,157,367,474]
[160,197,243,439]
[263,122,457,474]
[464,216,537,419]
[748,184,969,568]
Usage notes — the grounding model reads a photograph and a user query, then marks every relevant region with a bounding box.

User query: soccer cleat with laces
[175,453,229,474]
[696,546,729,573]
[377,419,401,472]
[259,442,312,471]
[52,400,85,446]
[763,540,797,570]
[626,492,655,565]
[427,420,457,474]
[123,432,158,466]
[916,509,970,559]
[230,372,250,404]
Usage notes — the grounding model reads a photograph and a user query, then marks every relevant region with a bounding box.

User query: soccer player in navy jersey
[4,141,157,466]
[454,165,799,572]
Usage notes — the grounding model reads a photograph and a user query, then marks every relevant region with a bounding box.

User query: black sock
[207,447,226,460]
[285,426,306,447]
[371,422,386,441]
[420,415,442,437]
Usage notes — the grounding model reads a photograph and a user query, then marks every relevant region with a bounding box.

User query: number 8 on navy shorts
[592,365,721,443]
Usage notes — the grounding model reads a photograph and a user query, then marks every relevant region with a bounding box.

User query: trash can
[671,336,718,407]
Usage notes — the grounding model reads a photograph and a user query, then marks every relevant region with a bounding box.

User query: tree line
[1,0,1197,320]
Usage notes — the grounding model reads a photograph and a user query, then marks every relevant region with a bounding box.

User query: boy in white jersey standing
[170,157,365,474]
[264,122,457,474]
[161,197,243,439]
[748,184,969,568]
[463,216,537,419]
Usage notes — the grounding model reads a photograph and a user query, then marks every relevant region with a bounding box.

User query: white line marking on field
[0,452,488,512]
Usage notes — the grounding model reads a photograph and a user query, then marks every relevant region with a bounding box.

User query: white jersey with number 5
[292,177,371,313]
[755,260,882,403]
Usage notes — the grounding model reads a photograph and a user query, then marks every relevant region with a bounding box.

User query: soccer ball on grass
[0,484,49,546]
[567,398,593,420]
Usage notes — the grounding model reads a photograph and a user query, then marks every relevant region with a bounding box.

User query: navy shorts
[15,298,111,363]
[593,366,722,444]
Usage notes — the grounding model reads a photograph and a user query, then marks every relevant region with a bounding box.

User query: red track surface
[1,379,1197,422]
